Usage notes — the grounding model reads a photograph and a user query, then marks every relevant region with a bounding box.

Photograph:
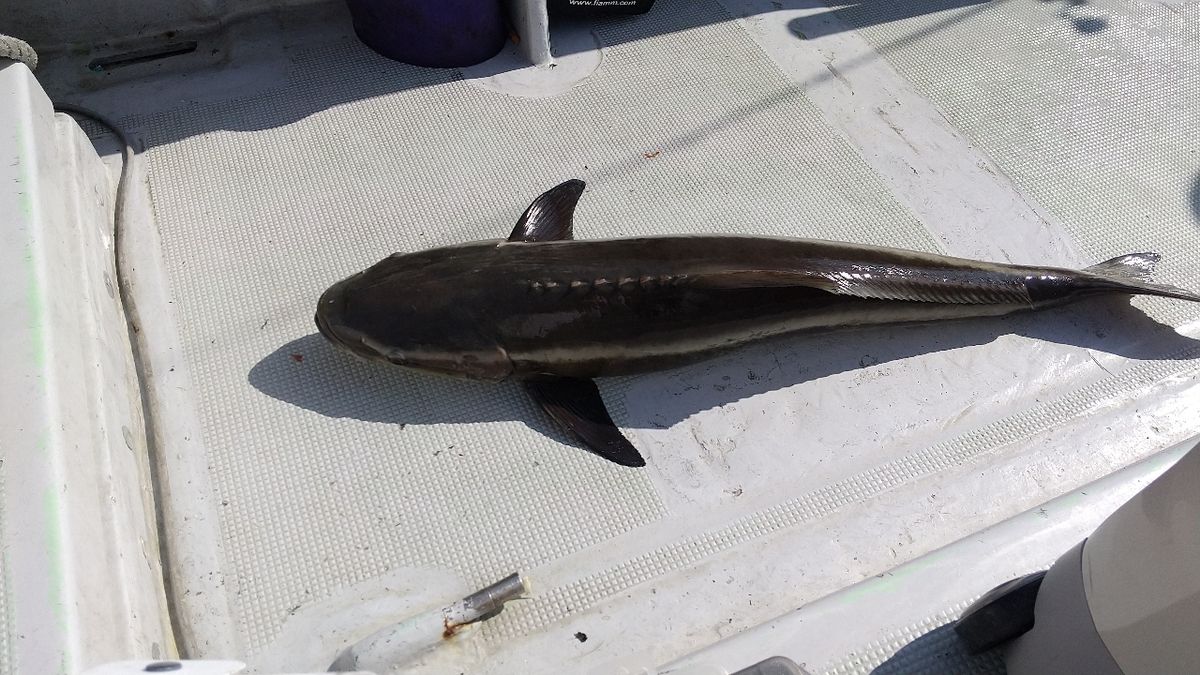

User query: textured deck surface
[838,0,1200,327]
[63,0,1200,671]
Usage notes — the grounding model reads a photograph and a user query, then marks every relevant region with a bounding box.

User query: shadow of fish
[315,180,1200,467]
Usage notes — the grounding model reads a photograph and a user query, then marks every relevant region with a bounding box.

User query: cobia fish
[315,180,1200,467]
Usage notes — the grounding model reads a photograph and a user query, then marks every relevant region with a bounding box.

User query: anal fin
[524,375,646,467]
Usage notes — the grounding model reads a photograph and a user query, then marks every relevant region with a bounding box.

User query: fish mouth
[314,281,412,367]
[314,306,344,348]
[314,283,375,359]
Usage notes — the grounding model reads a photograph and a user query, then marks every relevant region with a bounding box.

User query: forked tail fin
[1084,253,1200,302]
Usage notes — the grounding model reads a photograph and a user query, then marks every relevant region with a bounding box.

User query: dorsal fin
[508,180,585,242]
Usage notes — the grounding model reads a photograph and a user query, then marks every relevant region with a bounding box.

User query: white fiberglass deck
[40,0,1200,671]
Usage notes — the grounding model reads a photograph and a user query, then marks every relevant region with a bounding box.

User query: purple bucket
[346,0,507,68]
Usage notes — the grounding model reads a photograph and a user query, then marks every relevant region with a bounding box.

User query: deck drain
[88,42,198,72]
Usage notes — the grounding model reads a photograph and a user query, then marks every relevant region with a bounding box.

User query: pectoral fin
[507,180,585,242]
[524,375,646,467]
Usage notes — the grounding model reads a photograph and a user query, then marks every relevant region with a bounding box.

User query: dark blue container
[346,0,507,68]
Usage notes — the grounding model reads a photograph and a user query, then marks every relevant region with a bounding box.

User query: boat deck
[30,0,1200,671]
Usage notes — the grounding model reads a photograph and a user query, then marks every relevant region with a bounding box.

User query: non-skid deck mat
[133,0,936,657]
[831,0,1200,324]
[121,0,1200,669]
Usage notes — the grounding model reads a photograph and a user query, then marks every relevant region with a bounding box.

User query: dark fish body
[315,180,1200,467]
[319,236,1153,379]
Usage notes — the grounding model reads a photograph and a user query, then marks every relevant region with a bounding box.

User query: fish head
[314,256,513,382]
